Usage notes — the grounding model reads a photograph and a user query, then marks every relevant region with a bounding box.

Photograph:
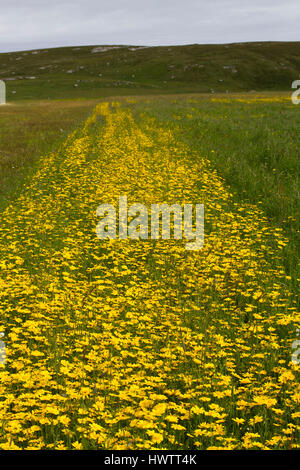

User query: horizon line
[1,39,299,54]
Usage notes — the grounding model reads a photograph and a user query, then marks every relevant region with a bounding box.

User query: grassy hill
[1,41,300,100]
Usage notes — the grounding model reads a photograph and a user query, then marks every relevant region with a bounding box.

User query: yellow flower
[72,441,83,450]
[232,418,245,425]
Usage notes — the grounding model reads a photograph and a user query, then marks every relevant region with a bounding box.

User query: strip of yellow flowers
[0,101,298,450]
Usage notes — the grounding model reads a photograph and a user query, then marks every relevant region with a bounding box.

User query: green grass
[0,99,100,210]
[127,94,300,304]
[2,41,300,101]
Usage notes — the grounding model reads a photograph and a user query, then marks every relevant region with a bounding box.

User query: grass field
[0,99,101,211]
[0,93,299,450]
[2,42,300,101]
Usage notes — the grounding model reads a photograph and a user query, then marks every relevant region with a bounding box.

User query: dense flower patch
[0,101,298,449]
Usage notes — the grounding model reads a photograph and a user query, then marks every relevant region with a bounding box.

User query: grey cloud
[0,0,299,52]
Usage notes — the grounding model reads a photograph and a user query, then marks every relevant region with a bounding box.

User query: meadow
[3,42,300,102]
[0,93,299,450]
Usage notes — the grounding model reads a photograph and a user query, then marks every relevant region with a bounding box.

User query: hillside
[1,41,300,100]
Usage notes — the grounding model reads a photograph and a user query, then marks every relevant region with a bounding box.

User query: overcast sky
[1,0,300,52]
